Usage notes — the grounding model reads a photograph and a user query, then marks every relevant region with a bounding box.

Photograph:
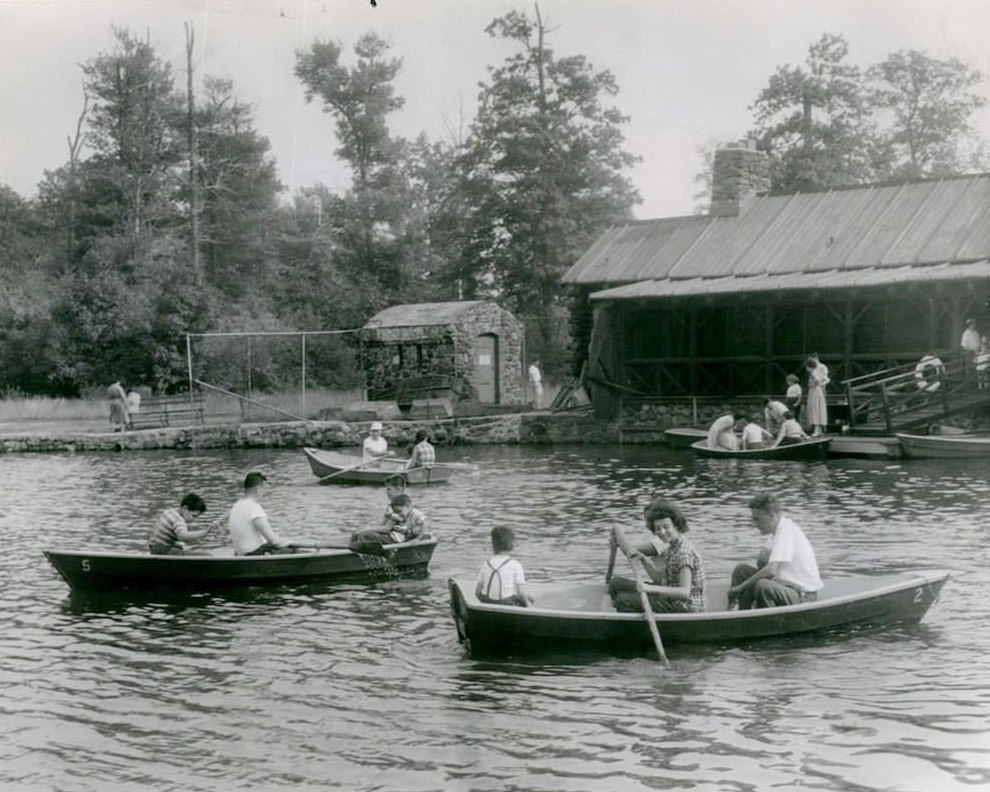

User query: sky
[2,0,989,218]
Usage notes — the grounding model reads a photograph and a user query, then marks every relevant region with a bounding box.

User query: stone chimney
[709,139,771,217]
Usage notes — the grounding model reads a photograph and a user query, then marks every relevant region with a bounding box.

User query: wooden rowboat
[690,436,831,459]
[448,569,948,657]
[303,447,456,485]
[44,537,438,592]
[896,432,990,459]
[663,427,708,448]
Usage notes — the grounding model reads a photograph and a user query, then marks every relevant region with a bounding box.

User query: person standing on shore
[107,381,129,432]
[528,358,544,409]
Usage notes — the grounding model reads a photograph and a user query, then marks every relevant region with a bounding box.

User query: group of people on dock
[705,354,829,451]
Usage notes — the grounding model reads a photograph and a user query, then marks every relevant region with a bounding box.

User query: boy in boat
[349,491,427,552]
[148,492,219,555]
[608,498,706,613]
[728,492,822,609]
[406,429,436,469]
[476,526,534,607]
[740,413,773,450]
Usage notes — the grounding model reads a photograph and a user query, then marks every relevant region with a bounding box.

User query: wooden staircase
[844,350,989,435]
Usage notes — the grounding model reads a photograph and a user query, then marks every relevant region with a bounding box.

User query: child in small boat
[350,490,427,553]
[476,526,534,607]
[148,493,219,555]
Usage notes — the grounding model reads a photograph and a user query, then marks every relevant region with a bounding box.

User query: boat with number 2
[448,570,948,657]
[44,537,438,592]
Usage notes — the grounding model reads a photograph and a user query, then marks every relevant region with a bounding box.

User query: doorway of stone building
[472,333,499,403]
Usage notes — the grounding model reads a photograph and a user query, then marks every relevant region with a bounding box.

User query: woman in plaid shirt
[608,498,707,613]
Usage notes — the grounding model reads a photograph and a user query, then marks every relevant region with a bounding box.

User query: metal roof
[590,260,990,301]
[364,301,487,329]
[564,174,990,286]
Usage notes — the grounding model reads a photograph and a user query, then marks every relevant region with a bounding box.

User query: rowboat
[896,432,990,459]
[448,569,948,657]
[44,537,438,592]
[303,447,456,485]
[663,427,707,448]
[690,436,831,459]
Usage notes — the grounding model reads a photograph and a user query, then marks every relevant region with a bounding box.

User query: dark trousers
[607,576,692,613]
[730,564,811,609]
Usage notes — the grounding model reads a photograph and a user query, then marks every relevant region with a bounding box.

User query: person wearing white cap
[363,422,389,463]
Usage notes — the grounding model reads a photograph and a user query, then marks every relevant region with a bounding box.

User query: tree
[80,26,183,240]
[867,50,987,180]
[750,34,872,191]
[461,6,639,364]
[195,76,281,298]
[295,33,412,294]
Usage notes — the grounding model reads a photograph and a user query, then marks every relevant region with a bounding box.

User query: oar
[317,457,387,483]
[613,525,669,666]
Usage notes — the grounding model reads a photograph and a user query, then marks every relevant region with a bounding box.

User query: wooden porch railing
[843,349,984,433]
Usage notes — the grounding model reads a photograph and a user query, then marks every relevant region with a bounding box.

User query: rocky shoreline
[0,410,622,453]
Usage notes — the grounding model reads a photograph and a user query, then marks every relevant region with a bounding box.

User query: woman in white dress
[804,355,829,437]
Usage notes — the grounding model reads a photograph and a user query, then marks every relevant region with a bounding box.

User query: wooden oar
[317,457,387,483]
[612,525,669,665]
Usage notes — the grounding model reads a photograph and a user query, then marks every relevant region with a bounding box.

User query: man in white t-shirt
[728,492,822,609]
[227,471,292,555]
[362,422,389,462]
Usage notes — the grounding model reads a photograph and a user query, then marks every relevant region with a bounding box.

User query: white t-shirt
[741,423,766,446]
[363,435,388,462]
[785,383,802,403]
[228,496,275,555]
[766,514,822,593]
[476,554,526,601]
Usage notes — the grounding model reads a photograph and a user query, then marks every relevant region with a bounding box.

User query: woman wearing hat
[363,422,389,463]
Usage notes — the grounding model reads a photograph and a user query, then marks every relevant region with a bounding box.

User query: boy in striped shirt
[148,493,217,555]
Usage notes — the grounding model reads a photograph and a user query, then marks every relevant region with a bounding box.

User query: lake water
[1,444,987,791]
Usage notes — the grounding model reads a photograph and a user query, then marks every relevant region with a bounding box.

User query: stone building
[361,301,525,406]
[564,140,990,420]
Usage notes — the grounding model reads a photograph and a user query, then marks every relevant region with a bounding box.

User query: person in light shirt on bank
[362,421,389,463]
[728,492,822,609]
[228,471,294,555]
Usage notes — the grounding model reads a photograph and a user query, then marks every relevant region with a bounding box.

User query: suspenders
[482,556,513,601]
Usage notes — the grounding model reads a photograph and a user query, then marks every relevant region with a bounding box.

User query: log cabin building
[563,141,990,423]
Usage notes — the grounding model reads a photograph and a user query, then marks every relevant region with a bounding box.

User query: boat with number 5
[44,537,438,592]
[448,569,948,657]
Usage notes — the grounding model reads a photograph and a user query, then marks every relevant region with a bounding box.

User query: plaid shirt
[408,440,436,468]
[656,535,706,612]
